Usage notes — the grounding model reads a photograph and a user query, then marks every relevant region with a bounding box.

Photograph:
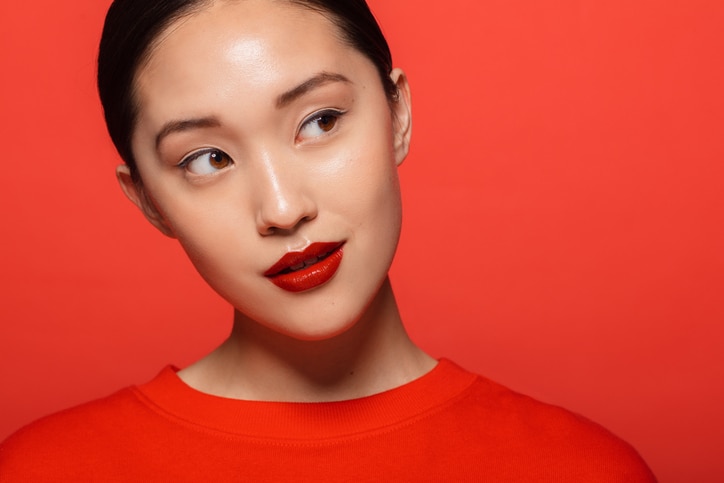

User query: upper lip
[264,241,344,277]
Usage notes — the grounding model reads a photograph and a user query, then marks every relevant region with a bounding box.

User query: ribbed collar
[133,359,477,440]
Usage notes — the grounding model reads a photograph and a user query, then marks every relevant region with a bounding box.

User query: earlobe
[389,68,412,166]
[116,165,176,238]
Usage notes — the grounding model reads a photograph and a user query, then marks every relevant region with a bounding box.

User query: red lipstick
[264,242,344,292]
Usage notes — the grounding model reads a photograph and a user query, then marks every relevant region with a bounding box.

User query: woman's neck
[178,278,436,402]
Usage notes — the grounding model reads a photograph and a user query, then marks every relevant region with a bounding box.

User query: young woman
[0,0,656,480]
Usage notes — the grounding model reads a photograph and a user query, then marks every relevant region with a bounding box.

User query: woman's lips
[264,242,344,292]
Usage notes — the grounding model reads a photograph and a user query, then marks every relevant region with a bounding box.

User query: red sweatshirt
[0,359,655,481]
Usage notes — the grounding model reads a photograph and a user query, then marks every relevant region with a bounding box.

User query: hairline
[124,0,395,183]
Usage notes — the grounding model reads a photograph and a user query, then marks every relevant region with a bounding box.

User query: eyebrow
[276,72,351,108]
[155,117,220,149]
[154,72,350,149]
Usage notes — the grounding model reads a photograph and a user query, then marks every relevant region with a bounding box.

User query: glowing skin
[121,0,411,341]
[117,0,433,401]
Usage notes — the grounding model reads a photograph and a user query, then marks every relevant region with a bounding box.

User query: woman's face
[122,0,411,340]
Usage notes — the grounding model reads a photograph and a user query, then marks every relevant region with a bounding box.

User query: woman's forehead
[146,0,341,62]
[137,0,353,93]
[130,0,380,148]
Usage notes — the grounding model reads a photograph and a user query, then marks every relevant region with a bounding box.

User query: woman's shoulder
[0,378,154,479]
[438,359,657,481]
[457,363,630,444]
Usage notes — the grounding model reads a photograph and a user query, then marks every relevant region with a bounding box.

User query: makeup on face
[127,0,408,340]
[264,242,345,292]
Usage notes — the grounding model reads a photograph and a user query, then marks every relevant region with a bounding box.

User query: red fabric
[0,360,655,481]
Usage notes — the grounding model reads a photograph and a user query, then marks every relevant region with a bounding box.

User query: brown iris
[316,114,337,132]
[209,149,231,169]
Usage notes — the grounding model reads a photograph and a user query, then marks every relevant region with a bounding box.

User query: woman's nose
[253,157,318,236]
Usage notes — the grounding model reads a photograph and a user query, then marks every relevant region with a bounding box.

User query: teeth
[290,256,318,272]
[288,251,332,272]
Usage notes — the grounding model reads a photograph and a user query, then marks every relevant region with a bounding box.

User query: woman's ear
[116,165,176,238]
[389,68,412,166]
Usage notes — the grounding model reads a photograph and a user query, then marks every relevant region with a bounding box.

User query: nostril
[255,187,318,236]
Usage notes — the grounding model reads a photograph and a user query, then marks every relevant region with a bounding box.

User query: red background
[1,1,722,481]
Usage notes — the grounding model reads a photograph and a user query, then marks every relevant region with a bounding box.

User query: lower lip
[267,245,344,292]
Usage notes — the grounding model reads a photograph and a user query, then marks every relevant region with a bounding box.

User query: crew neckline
[133,358,477,440]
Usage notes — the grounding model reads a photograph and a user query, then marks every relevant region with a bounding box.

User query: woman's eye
[297,110,342,141]
[180,149,233,175]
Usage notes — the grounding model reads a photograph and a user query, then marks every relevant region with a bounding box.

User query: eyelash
[177,148,233,175]
[174,108,346,174]
[297,108,345,142]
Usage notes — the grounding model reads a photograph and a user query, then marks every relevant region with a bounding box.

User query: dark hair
[97,0,396,181]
